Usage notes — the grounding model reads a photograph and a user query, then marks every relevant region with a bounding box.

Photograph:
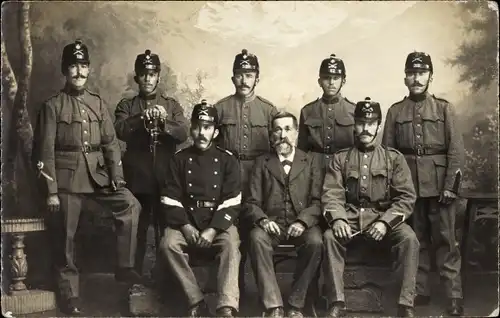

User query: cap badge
[412,56,423,63]
[240,60,252,69]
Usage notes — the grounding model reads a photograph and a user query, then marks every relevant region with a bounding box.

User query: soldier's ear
[231,76,236,85]
[342,77,346,86]
[255,77,259,86]
[213,128,220,139]
[429,73,433,83]
[134,75,139,84]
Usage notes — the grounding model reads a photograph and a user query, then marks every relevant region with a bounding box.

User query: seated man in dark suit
[245,111,324,318]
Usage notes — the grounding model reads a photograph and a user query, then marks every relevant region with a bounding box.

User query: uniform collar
[234,91,256,103]
[408,91,430,103]
[321,93,341,104]
[355,139,378,153]
[191,142,217,155]
[139,92,157,100]
[63,84,85,96]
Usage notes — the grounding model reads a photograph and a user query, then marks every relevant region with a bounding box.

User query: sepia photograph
[1,1,498,317]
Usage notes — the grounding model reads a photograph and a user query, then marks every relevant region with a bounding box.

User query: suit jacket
[114,93,189,193]
[33,87,123,194]
[382,92,465,197]
[244,148,323,228]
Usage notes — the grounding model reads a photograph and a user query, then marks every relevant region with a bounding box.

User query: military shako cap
[191,99,218,125]
[233,49,259,73]
[405,51,433,73]
[319,54,346,77]
[354,97,382,123]
[135,49,161,74]
[61,39,90,73]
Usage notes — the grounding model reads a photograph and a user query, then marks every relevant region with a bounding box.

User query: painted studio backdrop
[1,0,498,294]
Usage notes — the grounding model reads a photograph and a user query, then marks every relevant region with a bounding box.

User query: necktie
[282,160,292,174]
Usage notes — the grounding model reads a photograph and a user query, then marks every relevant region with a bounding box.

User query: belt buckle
[83,144,91,153]
[416,148,423,156]
[196,201,202,208]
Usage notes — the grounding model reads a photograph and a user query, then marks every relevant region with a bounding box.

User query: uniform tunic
[383,92,465,299]
[33,86,140,299]
[297,95,356,177]
[114,93,189,193]
[322,144,419,307]
[214,93,278,194]
[160,145,241,310]
[114,92,189,272]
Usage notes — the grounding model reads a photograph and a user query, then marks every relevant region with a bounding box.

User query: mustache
[273,137,292,146]
[196,137,209,142]
[412,82,424,87]
[359,131,374,137]
[238,84,251,89]
[72,74,87,79]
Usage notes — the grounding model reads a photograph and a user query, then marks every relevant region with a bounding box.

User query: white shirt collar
[277,147,295,163]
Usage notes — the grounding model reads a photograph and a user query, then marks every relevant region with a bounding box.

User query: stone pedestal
[1,218,56,315]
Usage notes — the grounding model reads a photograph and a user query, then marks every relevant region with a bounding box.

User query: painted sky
[18,1,484,117]
[122,1,472,116]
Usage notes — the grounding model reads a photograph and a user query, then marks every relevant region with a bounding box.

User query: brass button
[362,176,367,180]
[360,208,365,212]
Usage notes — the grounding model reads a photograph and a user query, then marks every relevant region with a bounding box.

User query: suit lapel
[265,154,286,186]
[288,149,307,183]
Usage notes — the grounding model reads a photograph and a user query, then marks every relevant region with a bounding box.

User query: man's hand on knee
[181,224,200,245]
[332,220,352,240]
[259,218,281,237]
[287,221,306,239]
[366,221,387,241]
[196,227,217,248]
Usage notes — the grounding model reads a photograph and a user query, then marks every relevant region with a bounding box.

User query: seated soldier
[322,98,419,318]
[245,111,324,318]
[159,100,241,317]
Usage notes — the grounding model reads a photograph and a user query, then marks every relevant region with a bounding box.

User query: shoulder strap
[382,145,391,200]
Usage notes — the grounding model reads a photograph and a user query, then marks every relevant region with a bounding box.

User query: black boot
[397,305,415,317]
[446,298,464,316]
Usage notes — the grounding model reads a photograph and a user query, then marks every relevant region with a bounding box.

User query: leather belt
[310,146,336,155]
[187,200,218,208]
[350,201,383,209]
[56,145,101,153]
[399,147,446,156]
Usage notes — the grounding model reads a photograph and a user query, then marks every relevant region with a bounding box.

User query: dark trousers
[323,223,419,307]
[47,187,140,299]
[413,198,463,299]
[134,193,163,274]
[160,226,241,311]
[248,225,323,310]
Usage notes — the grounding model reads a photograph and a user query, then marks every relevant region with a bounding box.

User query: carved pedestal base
[1,289,56,315]
[1,218,56,315]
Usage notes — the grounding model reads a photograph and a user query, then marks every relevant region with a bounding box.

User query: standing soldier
[160,100,241,317]
[297,54,356,178]
[382,51,465,316]
[214,49,278,291]
[322,98,419,318]
[114,49,189,274]
[33,39,142,315]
